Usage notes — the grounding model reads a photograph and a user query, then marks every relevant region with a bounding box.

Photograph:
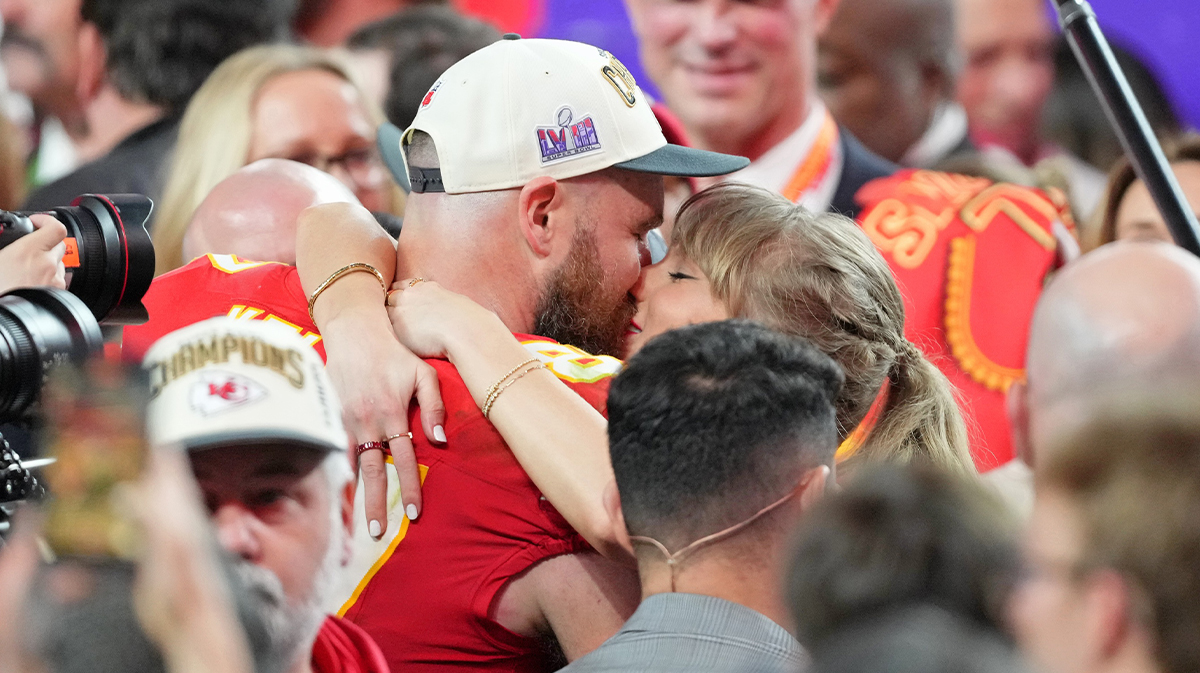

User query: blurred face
[534,170,663,357]
[192,445,347,664]
[1009,489,1100,673]
[955,0,1055,163]
[627,247,730,356]
[1114,161,1200,244]
[626,0,832,156]
[248,69,391,213]
[818,0,937,163]
[0,0,83,118]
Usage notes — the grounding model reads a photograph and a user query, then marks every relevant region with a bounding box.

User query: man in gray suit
[565,320,843,673]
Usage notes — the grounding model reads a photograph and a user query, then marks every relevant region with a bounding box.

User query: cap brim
[615,143,749,177]
[378,122,410,193]
[180,430,344,455]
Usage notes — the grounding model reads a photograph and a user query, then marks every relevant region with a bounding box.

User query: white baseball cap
[379,35,749,194]
[142,317,348,454]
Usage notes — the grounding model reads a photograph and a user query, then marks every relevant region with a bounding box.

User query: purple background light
[524,0,1200,130]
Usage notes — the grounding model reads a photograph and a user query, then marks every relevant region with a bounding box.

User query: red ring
[356,440,390,458]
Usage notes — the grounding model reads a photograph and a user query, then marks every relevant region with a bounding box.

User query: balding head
[183,159,358,265]
[819,0,958,162]
[1013,241,1200,462]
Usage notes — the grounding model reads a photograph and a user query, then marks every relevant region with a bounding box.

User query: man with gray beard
[143,317,389,673]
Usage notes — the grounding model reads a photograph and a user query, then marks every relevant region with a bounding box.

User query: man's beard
[532,224,636,358]
[228,527,342,670]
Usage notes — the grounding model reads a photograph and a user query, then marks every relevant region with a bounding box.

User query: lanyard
[781,110,839,204]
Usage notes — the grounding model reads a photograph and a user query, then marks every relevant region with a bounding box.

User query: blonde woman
[154,44,403,275]
[301,182,973,557]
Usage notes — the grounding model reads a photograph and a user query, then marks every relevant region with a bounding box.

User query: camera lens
[0,289,102,422]
[47,195,155,325]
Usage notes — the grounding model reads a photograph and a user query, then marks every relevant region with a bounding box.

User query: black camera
[0,288,101,517]
[0,195,155,324]
[0,196,154,522]
[0,194,154,419]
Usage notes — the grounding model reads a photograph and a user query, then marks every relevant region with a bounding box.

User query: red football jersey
[339,337,622,673]
[122,254,625,672]
[122,254,323,363]
[312,616,390,673]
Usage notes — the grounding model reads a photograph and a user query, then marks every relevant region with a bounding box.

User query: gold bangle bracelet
[307,263,386,323]
[482,363,547,419]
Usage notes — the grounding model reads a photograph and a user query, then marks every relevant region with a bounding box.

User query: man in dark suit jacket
[625,0,897,219]
[24,0,291,220]
[818,0,979,172]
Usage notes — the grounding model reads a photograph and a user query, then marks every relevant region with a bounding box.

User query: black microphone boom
[1054,0,1200,256]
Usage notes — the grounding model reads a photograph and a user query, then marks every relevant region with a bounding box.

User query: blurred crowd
[0,1,1198,673]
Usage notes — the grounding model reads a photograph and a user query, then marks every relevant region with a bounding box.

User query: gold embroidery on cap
[599,50,637,107]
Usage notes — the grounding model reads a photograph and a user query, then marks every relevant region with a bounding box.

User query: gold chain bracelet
[482,362,547,419]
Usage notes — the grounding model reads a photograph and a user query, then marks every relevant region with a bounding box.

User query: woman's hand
[319,306,445,539]
[385,279,506,360]
[0,215,68,293]
[129,450,255,673]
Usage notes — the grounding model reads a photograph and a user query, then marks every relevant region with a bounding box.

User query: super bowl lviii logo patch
[537,106,602,165]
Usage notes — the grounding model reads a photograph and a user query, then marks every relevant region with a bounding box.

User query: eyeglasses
[1016,554,1093,586]
[276,146,386,189]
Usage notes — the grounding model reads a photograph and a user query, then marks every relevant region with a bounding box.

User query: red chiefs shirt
[313,616,390,673]
[338,337,621,673]
[122,254,323,362]
[121,254,624,672]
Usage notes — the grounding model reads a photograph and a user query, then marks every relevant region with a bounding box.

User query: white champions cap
[142,317,348,454]
[379,35,750,194]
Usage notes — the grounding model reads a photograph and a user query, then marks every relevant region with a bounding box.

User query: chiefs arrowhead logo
[190,371,266,416]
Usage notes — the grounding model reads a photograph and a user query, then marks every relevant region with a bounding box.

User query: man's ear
[1008,380,1034,468]
[603,480,634,556]
[339,476,355,567]
[517,176,569,260]
[75,22,107,106]
[795,465,831,511]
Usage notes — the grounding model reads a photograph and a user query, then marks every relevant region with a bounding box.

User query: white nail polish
[369,519,381,539]
[406,504,419,520]
[433,425,447,443]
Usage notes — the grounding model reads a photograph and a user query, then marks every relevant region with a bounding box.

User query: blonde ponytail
[672,183,974,476]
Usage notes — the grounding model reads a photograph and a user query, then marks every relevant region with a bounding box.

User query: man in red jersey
[295,36,747,672]
[122,158,362,362]
[143,317,389,673]
[126,35,747,671]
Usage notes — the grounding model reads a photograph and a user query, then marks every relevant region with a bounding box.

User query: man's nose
[694,0,738,52]
[212,503,262,561]
[992,58,1049,116]
[630,266,650,302]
